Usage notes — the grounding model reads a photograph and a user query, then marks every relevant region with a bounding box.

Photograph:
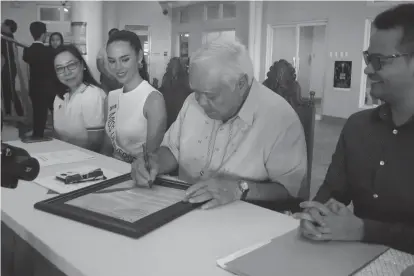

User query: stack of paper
[217,229,388,276]
[32,149,95,167]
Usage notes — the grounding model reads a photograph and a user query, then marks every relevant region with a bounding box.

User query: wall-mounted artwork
[333,61,352,89]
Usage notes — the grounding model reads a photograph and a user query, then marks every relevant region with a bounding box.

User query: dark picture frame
[333,61,352,89]
[34,174,203,239]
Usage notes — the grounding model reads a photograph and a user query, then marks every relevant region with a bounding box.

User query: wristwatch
[237,180,250,201]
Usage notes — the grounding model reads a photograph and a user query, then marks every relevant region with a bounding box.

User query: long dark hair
[161,57,189,89]
[54,44,101,99]
[107,30,149,82]
[48,32,64,48]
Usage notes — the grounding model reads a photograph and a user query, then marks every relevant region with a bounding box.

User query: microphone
[1,143,40,188]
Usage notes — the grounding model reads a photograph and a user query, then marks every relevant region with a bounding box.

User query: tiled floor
[1,118,345,198]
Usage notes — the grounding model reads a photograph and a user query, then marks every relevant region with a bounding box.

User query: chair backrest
[293,91,316,200]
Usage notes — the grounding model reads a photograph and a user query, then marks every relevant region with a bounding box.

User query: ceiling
[160,1,203,8]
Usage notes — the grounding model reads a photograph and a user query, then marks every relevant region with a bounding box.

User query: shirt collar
[373,103,414,125]
[235,79,259,126]
[33,41,44,45]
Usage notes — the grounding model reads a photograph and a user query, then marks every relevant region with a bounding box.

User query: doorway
[124,25,151,81]
[265,21,327,117]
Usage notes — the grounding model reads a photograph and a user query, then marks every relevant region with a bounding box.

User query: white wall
[261,1,395,119]
[309,25,327,99]
[297,26,313,97]
[116,1,172,83]
[271,26,297,67]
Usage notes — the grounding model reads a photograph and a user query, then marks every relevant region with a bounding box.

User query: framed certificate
[34,174,202,239]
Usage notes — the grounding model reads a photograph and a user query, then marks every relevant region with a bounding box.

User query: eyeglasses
[363,51,412,71]
[55,61,79,75]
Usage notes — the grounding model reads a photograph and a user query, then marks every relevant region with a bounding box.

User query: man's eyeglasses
[363,51,412,71]
[55,61,79,75]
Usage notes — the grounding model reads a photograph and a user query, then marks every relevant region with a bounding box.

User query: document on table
[66,180,186,223]
[34,166,121,194]
[32,149,95,167]
[217,229,388,276]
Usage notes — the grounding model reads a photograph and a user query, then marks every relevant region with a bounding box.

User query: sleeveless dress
[105,80,159,163]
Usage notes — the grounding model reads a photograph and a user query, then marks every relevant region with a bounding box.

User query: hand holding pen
[131,144,159,188]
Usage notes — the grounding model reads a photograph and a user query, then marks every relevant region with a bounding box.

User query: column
[71,0,104,81]
[103,1,119,41]
[248,0,263,81]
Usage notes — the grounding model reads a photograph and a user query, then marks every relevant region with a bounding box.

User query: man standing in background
[97,28,122,93]
[1,19,24,117]
[23,21,56,138]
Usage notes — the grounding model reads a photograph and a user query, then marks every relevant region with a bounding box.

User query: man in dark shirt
[23,21,56,138]
[1,19,24,117]
[295,3,414,254]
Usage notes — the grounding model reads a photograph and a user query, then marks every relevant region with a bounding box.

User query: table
[1,139,412,276]
[1,139,300,276]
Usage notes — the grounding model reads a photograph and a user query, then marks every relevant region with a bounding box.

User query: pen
[143,144,153,187]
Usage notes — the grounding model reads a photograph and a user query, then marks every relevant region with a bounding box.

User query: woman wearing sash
[53,44,106,152]
[102,30,167,163]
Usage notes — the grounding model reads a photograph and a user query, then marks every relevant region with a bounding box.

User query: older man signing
[131,39,307,209]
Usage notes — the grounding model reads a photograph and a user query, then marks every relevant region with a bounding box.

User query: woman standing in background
[102,30,166,163]
[49,32,64,50]
[48,32,66,115]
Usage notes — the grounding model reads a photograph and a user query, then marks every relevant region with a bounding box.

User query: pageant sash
[107,95,136,163]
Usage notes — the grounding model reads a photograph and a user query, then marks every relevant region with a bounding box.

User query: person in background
[53,44,106,152]
[97,28,122,94]
[23,21,56,138]
[1,19,23,117]
[294,3,414,254]
[131,38,307,210]
[160,57,192,129]
[49,32,64,50]
[48,32,66,113]
[102,30,167,163]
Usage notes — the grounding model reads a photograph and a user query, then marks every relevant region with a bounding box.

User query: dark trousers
[2,68,23,116]
[30,91,54,137]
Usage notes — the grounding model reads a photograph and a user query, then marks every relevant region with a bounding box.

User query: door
[298,25,327,100]
[124,25,151,81]
[270,26,297,72]
[267,21,327,116]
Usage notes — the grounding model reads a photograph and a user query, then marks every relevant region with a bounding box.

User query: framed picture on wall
[333,61,352,89]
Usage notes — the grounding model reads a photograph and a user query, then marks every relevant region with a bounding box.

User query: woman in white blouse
[102,30,167,163]
[53,44,106,152]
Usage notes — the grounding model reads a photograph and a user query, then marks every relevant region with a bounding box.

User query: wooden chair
[295,91,316,201]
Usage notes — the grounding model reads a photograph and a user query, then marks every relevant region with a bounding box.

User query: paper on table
[356,248,414,276]
[34,166,121,194]
[32,149,95,167]
[219,229,388,276]
[66,180,186,222]
[217,240,272,269]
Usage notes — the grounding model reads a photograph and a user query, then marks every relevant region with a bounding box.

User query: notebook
[218,229,388,276]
